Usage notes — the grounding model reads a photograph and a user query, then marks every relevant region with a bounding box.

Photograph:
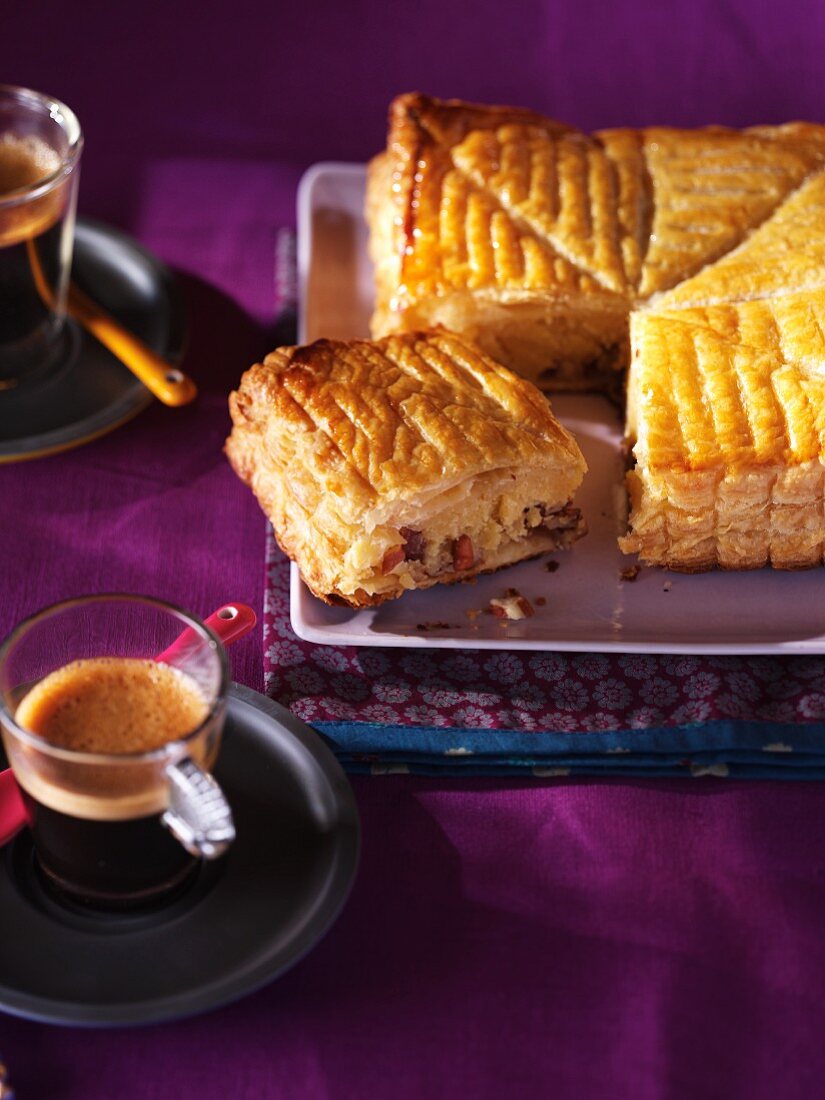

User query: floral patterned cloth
[264,535,825,778]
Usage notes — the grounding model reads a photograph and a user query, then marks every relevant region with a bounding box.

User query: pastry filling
[336,458,587,598]
[371,500,583,593]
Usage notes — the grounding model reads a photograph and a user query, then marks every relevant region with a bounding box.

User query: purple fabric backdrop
[2,3,825,1098]
[4,0,825,226]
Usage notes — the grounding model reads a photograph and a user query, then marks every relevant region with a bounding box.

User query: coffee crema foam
[0,133,61,196]
[9,658,212,820]
[16,657,209,753]
[0,132,66,247]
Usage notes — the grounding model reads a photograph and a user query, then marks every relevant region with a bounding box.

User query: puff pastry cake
[368,94,825,570]
[226,329,587,606]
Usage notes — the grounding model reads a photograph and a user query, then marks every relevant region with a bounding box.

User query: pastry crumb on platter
[490,591,535,620]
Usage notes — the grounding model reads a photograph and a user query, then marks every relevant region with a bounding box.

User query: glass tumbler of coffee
[0,595,235,910]
[0,84,82,385]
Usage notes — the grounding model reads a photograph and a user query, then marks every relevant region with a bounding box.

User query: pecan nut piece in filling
[453,534,475,571]
[400,527,426,561]
[382,546,406,574]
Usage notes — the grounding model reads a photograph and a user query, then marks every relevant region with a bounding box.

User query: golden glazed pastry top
[653,168,825,308]
[367,94,615,322]
[229,328,583,522]
[629,290,825,475]
[370,93,825,322]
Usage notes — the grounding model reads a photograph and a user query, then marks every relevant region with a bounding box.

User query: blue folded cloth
[315,718,825,778]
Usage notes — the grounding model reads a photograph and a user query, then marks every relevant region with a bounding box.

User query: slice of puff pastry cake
[366,93,630,396]
[621,291,825,571]
[226,329,587,607]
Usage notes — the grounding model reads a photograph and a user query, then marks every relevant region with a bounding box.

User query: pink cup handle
[0,601,257,847]
[0,767,30,845]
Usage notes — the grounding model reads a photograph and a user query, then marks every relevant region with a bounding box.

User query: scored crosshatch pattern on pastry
[375,93,825,308]
[371,94,622,310]
[450,122,634,294]
[368,118,607,305]
[449,119,819,298]
[652,165,825,308]
[632,125,824,298]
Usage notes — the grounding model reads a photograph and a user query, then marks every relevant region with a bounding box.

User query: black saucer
[0,218,186,463]
[0,684,360,1026]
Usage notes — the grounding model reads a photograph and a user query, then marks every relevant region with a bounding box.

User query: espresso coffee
[12,658,211,908]
[0,131,71,381]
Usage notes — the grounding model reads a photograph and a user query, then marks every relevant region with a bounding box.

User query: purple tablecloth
[3,3,825,1097]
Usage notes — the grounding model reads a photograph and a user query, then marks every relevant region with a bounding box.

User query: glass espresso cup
[0,84,82,385]
[0,595,234,909]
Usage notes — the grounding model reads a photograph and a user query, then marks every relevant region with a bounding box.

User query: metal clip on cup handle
[162,757,235,860]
